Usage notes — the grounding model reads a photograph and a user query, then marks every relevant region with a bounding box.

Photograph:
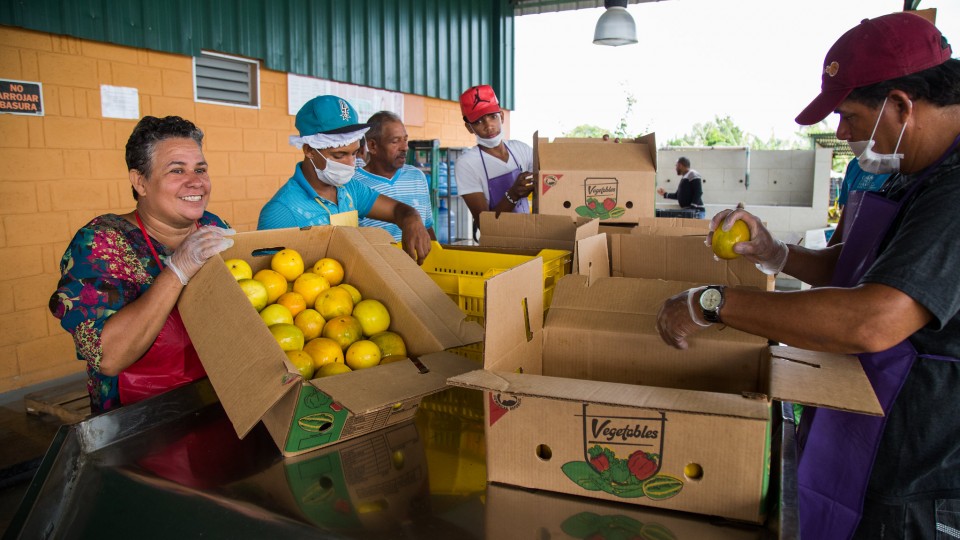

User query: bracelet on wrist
[504,190,519,205]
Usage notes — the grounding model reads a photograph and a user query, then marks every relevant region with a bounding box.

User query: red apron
[118,214,207,406]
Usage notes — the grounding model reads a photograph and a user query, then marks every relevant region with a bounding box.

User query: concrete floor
[0,373,85,536]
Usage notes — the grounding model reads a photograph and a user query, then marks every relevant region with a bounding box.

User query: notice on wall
[0,79,44,116]
[100,85,140,119]
[287,74,404,122]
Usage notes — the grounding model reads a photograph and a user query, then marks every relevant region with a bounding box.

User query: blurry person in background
[354,111,436,242]
[657,157,705,218]
[50,116,235,413]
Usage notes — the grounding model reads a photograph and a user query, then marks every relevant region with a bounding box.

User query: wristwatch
[698,285,726,323]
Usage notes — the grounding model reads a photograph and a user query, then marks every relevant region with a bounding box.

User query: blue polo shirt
[838,157,891,207]
[258,163,380,230]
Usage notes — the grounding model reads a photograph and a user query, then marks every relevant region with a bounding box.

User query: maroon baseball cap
[796,12,952,125]
[459,85,501,123]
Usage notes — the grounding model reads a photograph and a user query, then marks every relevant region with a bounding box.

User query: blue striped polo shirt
[354,165,434,241]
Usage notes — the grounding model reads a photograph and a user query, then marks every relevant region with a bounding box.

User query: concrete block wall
[656,147,833,242]
[0,26,479,393]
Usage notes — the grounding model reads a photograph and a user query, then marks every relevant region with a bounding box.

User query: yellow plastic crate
[419,242,572,325]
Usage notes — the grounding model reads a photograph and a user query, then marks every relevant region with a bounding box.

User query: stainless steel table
[5,380,796,539]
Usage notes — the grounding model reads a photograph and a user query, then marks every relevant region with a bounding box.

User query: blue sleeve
[258,200,298,230]
[348,181,379,218]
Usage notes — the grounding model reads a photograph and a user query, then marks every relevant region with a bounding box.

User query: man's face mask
[848,97,909,175]
[475,131,503,149]
[309,151,355,187]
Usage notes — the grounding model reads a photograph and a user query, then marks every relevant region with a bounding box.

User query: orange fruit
[238,279,269,312]
[294,309,325,341]
[269,323,304,352]
[312,257,344,286]
[345,340,382,370]
[712,220,751,260]
[271,249,304,281]
[293,272,330,308]
[285,350,315,379]
[260,303,294,326]
[303,337,344,368]
[369,331,407,358]
[352,299,391,336]
[322,315,363,350]
[276,291,307,317]
[253,269,288,304]
[380,355,407,365]
[225,259,252,281]
[316,286,355,320]
[338,283,362,304]
[317,362,352,377]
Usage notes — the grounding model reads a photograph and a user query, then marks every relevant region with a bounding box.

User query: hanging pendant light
[593,0,638,46]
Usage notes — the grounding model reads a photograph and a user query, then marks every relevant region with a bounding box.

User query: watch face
[700,288,722,311]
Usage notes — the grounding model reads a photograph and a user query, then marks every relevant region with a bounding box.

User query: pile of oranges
[225,250,408,379]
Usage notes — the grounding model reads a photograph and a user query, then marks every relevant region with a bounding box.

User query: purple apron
[797,139,960,540]
[481,144,529,213]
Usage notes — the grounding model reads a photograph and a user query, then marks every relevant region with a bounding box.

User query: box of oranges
[178,226,483,457]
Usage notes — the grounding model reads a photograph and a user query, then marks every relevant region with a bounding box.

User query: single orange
[369,331,407,358]
[303,337,344,368]
[712,220,751,260]
[321,315,363,350]
[346,340,382,370]
[293,272,330,308]
[316,286,355,320]
[353,299,391,336]
[271,249,305,281]
[253,269,288,304]
[337,283,362,304]
[312,257,345,286]
[294,309,326,341]
[276,291,307,317]
[269,323,304,352]
[285,350,315,379]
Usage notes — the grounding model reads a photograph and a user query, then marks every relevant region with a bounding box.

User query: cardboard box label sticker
[489,392,522,425]
[560,404,684,502]
[287,386,349,453]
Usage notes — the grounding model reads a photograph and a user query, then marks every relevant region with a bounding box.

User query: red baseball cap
[459,85,502,123]
[795,12,952,125]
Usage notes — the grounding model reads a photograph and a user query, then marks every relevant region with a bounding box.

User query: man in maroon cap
[655,12,960,539]
[454,84,535,229]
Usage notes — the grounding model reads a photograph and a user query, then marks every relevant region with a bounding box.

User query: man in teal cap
[258,95,431,264]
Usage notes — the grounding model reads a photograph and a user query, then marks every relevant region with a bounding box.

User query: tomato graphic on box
[575,178,626,220]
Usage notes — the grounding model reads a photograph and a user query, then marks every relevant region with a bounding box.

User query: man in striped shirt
[354,111,436,242]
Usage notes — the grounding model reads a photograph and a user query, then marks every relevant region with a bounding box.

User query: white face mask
[475,132,504,149]
[848,97,908,175]
[309,153,355,187]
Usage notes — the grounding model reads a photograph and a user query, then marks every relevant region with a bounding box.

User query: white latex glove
[656,286,711,350]
[166,226,236,285]
[707,205,788,276]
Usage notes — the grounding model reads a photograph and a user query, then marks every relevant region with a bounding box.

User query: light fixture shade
[593,6,638,46]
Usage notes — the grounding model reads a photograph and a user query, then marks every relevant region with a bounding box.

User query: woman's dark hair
[847,58,960,109]
[125,116,204,200]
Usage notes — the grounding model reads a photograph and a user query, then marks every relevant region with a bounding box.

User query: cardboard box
[534,133,657,224]
[478,211,599,274]
[225,420,431,532]
[486,484,770,540]
[178,226,483,457]
[448,237,881,523]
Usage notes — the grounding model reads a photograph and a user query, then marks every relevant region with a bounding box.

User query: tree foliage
[564,124,610,138]
[666,115,800,149]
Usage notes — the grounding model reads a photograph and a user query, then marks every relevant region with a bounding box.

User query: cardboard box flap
[536,136,656,171]
[310,352,479,414]
[478,212,599,252]
[610,233,774,290]
[576,233,611,285]
[180,257,299,438]
[768,346,883,416]
[482,258,545,372]
[447,369,769,420]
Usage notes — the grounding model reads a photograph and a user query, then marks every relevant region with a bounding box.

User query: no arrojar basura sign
[0,79,44,116]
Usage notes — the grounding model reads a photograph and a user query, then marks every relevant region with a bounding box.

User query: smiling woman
[48,116,236,414]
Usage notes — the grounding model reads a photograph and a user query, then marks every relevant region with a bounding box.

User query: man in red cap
[454,84,535,229]
[655,12,960,539]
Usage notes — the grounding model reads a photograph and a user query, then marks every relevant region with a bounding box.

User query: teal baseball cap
[295,95,370,136]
